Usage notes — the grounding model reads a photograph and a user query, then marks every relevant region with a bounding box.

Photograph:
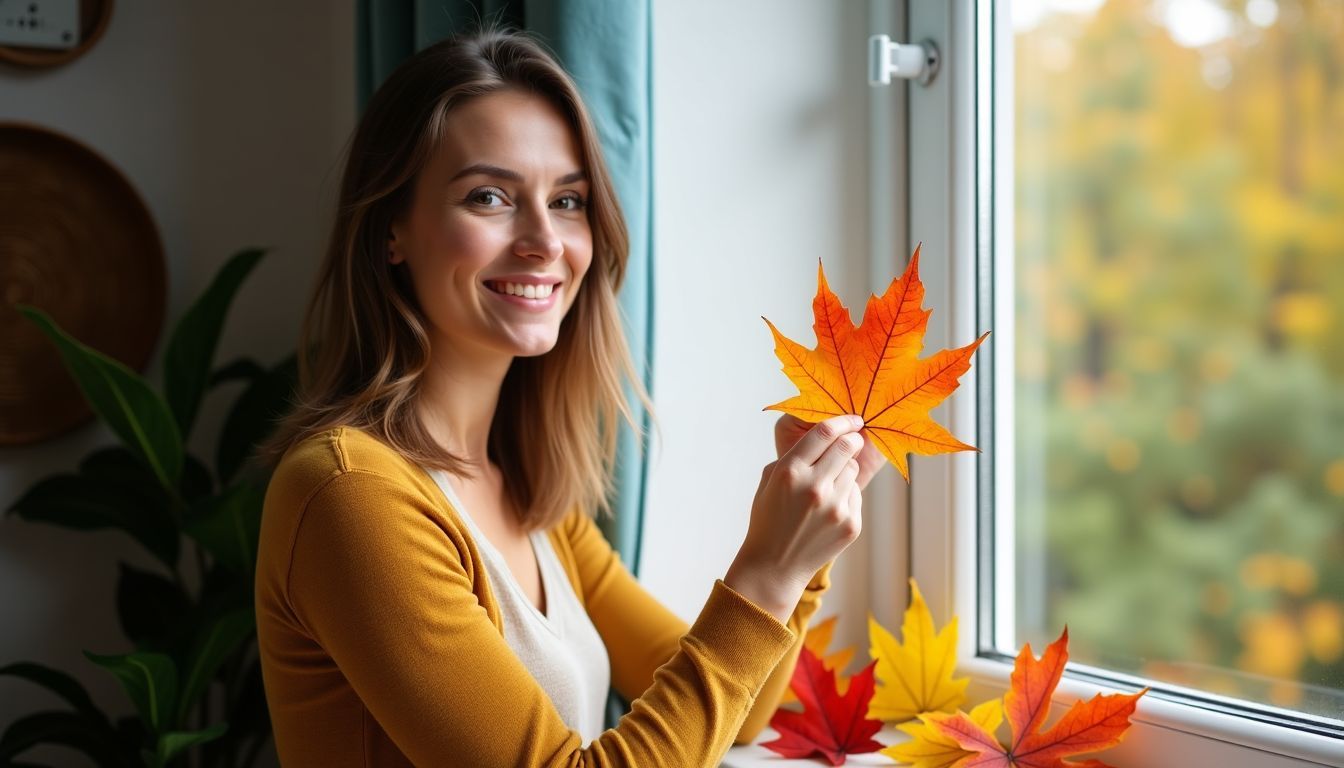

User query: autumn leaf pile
[764,582,1148,767]
[765,581,971,765]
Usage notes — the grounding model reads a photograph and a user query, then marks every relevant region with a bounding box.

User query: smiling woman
[388,91,592,370]
[250,27,882,768]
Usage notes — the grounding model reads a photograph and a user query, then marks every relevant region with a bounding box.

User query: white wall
[0,1,353,763]
[642,0,880,663]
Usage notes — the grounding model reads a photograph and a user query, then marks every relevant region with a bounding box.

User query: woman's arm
[280,468,798,767]
[562,413,873,746]
[559,501,835,745]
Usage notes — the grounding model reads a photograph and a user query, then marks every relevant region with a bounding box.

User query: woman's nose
[513,206,564,262]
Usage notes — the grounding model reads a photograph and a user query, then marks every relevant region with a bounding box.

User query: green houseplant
[2,249,296,768]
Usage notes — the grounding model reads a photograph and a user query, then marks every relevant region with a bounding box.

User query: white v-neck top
[423,468,611,746]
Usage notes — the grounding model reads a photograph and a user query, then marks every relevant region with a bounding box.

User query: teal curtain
[355,1,655,575]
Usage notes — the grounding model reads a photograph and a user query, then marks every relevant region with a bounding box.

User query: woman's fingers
[812,432,864,481]
[756,460,778,494]
[847,482,864,534]
[832,460,862,511]
[780,414,862,467]
[854,431,883,489]
[734,423,869,609]
[774,413,811,458]
[836,458,860,488]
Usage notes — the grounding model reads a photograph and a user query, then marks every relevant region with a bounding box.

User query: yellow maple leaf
[884,699,1004,767]
[867,579,968,722]
[782,615,857,703]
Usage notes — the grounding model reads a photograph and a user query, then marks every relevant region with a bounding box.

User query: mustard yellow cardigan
[255,427,831,767]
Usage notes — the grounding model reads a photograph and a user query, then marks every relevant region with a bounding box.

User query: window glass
[1011,0,1344,719]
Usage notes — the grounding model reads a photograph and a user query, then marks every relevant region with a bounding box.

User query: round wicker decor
[0,121,165,445]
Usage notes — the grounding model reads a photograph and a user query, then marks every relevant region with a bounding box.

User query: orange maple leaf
[763,247,989,480]
[782,615,857,704]
[927,628,1148,768]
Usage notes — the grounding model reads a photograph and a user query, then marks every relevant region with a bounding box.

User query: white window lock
[868,34,939,87]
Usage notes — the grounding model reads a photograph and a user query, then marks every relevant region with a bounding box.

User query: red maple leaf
[763,646,884,765]
[928,628,1147,768]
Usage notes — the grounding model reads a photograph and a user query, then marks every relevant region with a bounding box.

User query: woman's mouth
[483,280,561,312]
[485,280,556,299]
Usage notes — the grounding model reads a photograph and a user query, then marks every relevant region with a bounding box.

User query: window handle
[868,35,940,87]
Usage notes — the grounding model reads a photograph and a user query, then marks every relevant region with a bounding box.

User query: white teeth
[493,281,555,299]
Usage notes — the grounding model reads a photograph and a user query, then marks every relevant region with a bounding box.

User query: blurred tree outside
[1012,0,1344,718]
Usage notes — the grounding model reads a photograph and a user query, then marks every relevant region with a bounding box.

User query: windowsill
[720,725,908,767]
[721,685,1344,767]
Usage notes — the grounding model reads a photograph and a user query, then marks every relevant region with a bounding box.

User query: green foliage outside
[1014,0,1344,718]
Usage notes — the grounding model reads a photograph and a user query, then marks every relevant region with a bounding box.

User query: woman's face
[389,89,593,362]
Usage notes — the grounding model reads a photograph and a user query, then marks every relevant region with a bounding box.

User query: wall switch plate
[0,0,79,49]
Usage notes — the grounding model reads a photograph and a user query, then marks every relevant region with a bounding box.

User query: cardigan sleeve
[558,510,834,745]
[284,468,799,767]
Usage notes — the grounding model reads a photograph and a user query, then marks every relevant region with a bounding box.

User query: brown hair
[260,28,654,531]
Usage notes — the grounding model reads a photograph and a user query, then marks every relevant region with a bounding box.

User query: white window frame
[902,1,1344,766]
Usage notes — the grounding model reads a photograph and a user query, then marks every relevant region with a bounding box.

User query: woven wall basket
[0,121,165,445]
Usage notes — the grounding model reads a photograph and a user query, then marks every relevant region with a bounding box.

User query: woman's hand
[724,414,867,623]
[775,413,884,490]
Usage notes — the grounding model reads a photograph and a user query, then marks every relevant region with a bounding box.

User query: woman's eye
[552,195,587,211]
[468,189,505,206]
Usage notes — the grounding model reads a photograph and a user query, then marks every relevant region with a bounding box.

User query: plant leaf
[184,482,264,575]
[763,648,884,765]
[763,250,988,480]
[80,445,168,495]
[207,357,265,389]
[175,609,255,727]
[115,563,192,651]
[112,715,147,752]
[215,353,297,484]
[17,305,183,488]
[0,663,106,722]
[0,711,131,766]
[175,453,213,506]
[929,628,1147,767]
[204,653,269,766]
[85,651,179,735]
[164,248,266,439]
[868,579,968,722]
[153,722,228,767]
[782,615,856,704]
[7,469,179,569]
[885,698,1003,768]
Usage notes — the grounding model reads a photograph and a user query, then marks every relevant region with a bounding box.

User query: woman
[256,28,884,767]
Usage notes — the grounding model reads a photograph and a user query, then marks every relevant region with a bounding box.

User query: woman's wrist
[723,554,807,624]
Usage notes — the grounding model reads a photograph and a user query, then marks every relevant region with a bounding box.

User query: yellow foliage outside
[1015,0,1344,718]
